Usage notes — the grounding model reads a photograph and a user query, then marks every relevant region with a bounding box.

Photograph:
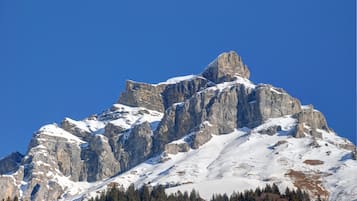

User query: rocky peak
[202,51,250,83]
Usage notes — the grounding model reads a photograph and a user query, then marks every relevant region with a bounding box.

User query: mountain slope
[0,51,356,201]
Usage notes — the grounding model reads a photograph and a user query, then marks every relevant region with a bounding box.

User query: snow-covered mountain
[0,51,356,201]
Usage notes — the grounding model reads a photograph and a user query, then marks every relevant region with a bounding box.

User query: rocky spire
[202,51,250,83]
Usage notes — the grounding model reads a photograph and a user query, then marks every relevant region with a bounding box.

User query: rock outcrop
[0,176,20,200]
[255,85,301,121]
[118,76,210,112]
[202,51,250,83]
[164,142,190,155]
[118,81,166,112]
[81,135,121,182]
[61,118,92,141]
[20,125,82,200]
[124,122,153,167]
[293,105,329,138]
[154,82,302,151]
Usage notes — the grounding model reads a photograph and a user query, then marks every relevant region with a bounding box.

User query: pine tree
[189,189,198,201]
[141,185,150,201]
[272,183,280,194]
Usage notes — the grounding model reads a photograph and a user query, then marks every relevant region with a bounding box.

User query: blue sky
[0,0,355,158]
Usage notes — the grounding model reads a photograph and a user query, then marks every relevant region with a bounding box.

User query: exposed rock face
[20,125,81,200]
[124,122,153,167]
[118,81,166,112]
[192,122,214,149]
[202,51,250,83]
[104,122,127,138]
[0,176,20,200]
[162,77,211,109]
[255,85,301,121]
[0,152,23,175]
[118,77,209,112]
[154,82,302,151]
[82,135,120,182]
[293,105,329,139]
[61,118,92,141]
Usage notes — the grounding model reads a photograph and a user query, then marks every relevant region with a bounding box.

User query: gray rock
[61,118,92,141]
[118,77,210,112]
[192,122,214,149]
[27,129,83,182]
[294,105,329,130]
[164,143,190,155]
[82,135,121,182]
[292,105,329,139]
[124,122,153,167]
[118,80,166,112]
[293,123,306,138]
[104,122,127,138]
[258,125,282,136]
[154,84,247,152]
[202,51,250,83]
[0,152,23,175]
[255,85,301,121]
[0,176,19,200]
[18,126,81,201]
[162,77,210,109]
[154,82,301,152]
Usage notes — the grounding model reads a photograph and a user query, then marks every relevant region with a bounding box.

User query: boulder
[257,125,282,136]
[164,143,190,155]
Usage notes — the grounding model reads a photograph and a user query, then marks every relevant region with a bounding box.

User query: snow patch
[155,75,199,85]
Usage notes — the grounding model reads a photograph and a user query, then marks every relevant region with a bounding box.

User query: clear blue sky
[0,1,355,158]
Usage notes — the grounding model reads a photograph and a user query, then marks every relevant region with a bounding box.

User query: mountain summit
[0,51,356,201]
[202,51,250,82]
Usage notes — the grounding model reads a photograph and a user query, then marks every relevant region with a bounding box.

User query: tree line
[89,183,315,201]
[0,183,319,201]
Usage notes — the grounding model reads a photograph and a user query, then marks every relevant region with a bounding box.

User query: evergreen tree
[272,183,280,194]
[141,185,150,201]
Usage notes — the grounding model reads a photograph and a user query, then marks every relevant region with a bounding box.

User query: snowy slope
[60,116,357,201]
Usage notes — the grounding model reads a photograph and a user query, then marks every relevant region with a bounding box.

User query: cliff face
[0,51,355,201]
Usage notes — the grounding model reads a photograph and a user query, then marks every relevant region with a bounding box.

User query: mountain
[0,51,356,201]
